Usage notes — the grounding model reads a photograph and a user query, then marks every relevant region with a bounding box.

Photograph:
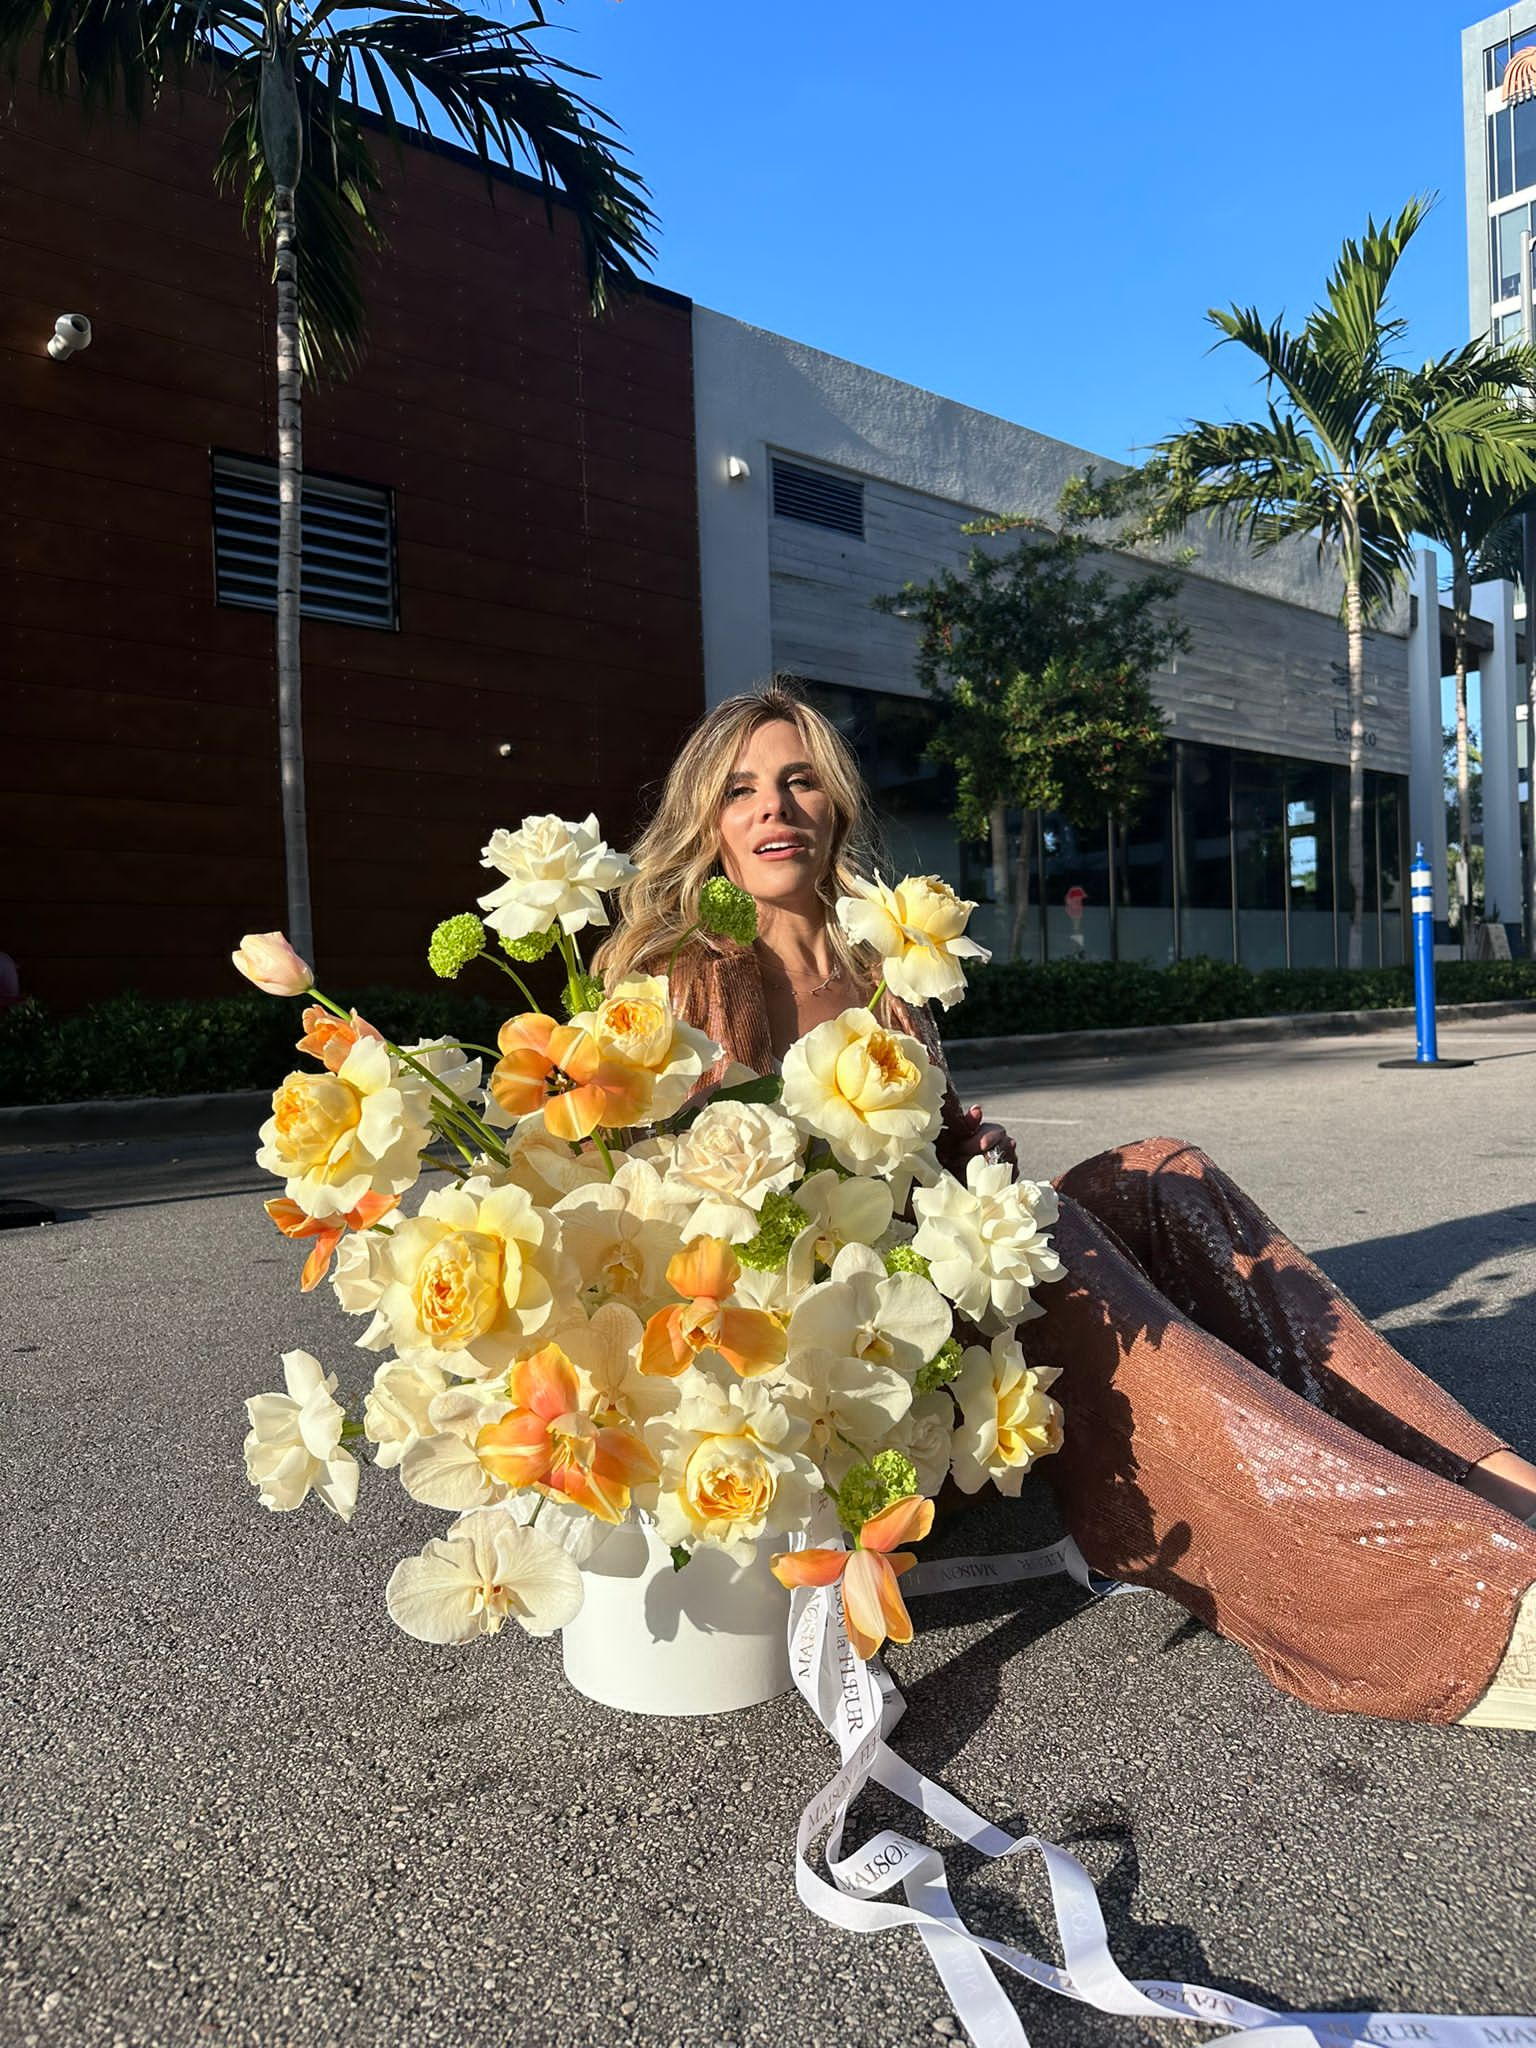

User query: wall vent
[770,457,865,539]
[212,453,398,630]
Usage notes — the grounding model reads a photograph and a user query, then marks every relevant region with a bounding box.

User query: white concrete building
[692,309,1487,965]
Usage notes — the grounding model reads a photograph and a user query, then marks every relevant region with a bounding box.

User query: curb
[2,999,1534,1143]
[940,998,1536,1069]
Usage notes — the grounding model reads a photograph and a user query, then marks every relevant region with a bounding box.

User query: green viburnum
[915,1337,963,1396]
[697,875,757,946]
[883,1244,932,1280]
[428,914,487,980]
[735,1191,810,1271]
[562,973,606,1019]
[835,1448,920,1535]
[500,926,559,963]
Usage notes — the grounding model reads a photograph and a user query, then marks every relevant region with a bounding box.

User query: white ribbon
[785,1539,1534,2048]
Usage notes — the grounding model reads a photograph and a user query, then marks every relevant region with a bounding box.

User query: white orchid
[787,1242,951,1384]
[554,1300,682,1432]
[835,873,989,1010]
[784,1169,894,1291]
[912,1161,1064,1330]
[385,1509,584,1643]
[554,1161,695,1316]
[257,1035,434,1224]
[243,1351,358,1520]
[779,1345,912,1485]
[478,812,635,942]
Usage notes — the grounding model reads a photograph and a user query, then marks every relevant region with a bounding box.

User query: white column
[692,309,774,706]
[1406,549,1450,919]
[1472,576,1522,925]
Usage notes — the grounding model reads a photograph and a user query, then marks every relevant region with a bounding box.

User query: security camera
[47,314,92,362]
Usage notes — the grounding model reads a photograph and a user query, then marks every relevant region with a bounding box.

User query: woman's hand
[938,1102,1018,1177]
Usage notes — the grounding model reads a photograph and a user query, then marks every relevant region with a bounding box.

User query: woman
[595,684,1536,1727]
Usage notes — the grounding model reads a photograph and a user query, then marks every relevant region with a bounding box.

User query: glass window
[1515,98,1536,192]
[1492,106,1515,199]
[1495,204,1533,302]
[1285,760,1336,967]
[1377,774,1406,967]
[1112,755,1175,965]
[1043,816,1114,963]
[1497,308,1529,344]
[1175,743,1233,961]
[1333,766,1381,967]
[1234,753,1287,968]
[1492,27,1536,88]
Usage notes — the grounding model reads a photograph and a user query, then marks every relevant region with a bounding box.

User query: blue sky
[556,0,1481,464]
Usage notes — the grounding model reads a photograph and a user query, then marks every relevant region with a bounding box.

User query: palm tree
[1143,200,1536,967]
[1406,361,1536,922]
[2,0,656,966]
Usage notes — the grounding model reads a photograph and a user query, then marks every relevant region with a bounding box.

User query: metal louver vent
[211,453,398,630]
[771,457,865,539]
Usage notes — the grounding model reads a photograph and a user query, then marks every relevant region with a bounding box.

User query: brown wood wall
[0,75,704,1009]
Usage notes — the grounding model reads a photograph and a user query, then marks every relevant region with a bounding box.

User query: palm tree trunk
[273,177,312,965]
[1009,810,1033,959]
[1452,565,1473,932]
[989,800,1010,952]
[1344,565,1366,971]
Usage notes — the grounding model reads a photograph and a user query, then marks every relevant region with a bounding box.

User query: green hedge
[938,956,1536,1040]
[2,958,1534,1106]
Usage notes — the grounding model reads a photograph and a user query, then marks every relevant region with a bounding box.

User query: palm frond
[0,0,248,111]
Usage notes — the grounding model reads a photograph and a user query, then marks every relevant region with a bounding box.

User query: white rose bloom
[779,1007,943,1182]
[402,1037,482,1105]
[569,976,721,1123]
[553,1300,680,1433]
[257,1036,433,1224]
[889,1389,959,1498]
[554,1161,694,1316]
[243,1350,358,1521]
[650,1375,822,1562]
[950,1336,1064,1497]
[478,812,636,942]
[661,1099,804,1244]
[397,1382,513,1510]
[362,1176,572,1380]
[784,1168,894,1292]
[330,1227,389,1326]
[779,1345,912,1486]
[363,1356,450,1470]
[912,1161,1064,1329]
[835,873,990,1011]
[385,1511,583,1644]
[787,1242,951,1384]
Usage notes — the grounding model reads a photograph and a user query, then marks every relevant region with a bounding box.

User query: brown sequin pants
[1029,1137,1536,1723]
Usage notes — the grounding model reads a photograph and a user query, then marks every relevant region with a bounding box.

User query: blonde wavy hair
[594,681,885,985]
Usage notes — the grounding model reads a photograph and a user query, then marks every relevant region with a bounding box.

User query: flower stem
[489,957,541,1012]
[868,978,887,1012]
[666,920,700,975]
[592,1131,617,1180]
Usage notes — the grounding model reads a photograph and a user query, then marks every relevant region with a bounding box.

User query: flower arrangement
[238,821,1065,1669]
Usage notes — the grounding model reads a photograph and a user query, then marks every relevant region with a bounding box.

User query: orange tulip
[475,1342,658,1524]
[771,1493,934,1660]
[639,1237,787,1379]
[488,1012,651,1142]
[296,1005,384,1076]
[264,1189,398,1292]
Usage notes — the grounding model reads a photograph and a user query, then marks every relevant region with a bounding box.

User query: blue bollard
[1379,842,1473,1070]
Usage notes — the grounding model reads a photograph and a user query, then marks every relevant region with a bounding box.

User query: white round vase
[561,1516,792,1717]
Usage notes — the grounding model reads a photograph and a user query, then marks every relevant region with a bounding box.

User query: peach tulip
[640,1237,787,1380]
[475,1342,658,1523]
[488,1012,651,1142]
[771,1493,934,1661]
[296,1004,384,1075]
[232,932,312,996]
[265,1189,399,1292]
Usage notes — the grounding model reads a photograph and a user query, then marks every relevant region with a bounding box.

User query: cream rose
[570,976,721,1122]
[912,1161,1064,1330]
[257,1036,433,1223]
[835,873,989,1010]
[661,1099,804,1243]
[363,1177,572,1379]
[780,1006,943,1180]
[651,1377,821,1561]
[363,1356,450,1469]
[949,1335,1063,1496]
[478,811,636,941]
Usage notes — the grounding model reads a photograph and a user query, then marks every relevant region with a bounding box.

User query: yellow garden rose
[570,975,721,1122]
[779,1006,943,1180]
[256,1037,433,1222]
[835,873,990,1010]
[651,1379,821,1561]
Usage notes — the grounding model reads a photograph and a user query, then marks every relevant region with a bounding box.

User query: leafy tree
[875,507,1186,957]
[2,0,656,964]
[1098,198,1536,967]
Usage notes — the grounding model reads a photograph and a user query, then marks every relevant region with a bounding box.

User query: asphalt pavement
[2,1017,1534,2048]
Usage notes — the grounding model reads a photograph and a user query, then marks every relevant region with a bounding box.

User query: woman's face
[716,718,836,911]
